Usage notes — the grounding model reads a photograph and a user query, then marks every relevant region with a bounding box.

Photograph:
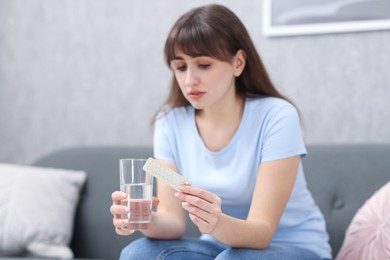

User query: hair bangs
[165,18,231,65]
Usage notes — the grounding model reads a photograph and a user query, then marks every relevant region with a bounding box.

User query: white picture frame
[262,0,390,37]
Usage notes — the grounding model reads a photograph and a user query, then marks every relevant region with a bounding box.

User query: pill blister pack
[143,158,190,191]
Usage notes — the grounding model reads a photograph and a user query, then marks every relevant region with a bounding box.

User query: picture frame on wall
[262,0,390,37]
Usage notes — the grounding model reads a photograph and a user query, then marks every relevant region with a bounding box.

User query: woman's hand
[175,185,222,234]
[110,191,159,236]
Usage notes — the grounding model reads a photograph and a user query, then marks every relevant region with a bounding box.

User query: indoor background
[1,0,389,164]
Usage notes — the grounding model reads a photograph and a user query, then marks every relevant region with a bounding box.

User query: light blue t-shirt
[153,97,331,259]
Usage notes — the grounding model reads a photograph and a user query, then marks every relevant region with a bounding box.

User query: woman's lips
[188,91,205,99]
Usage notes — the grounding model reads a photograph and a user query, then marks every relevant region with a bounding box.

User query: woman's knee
[119,237,157,260]
[120,237,222,260]
[215,245,322,260]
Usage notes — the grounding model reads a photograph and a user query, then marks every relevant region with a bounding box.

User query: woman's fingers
[111,191,157,235]
[179,185,218,204]
[112,191,127,204]
[175,186,222,234]
[152,197,160,207]
[112,216,135,230]
[110,204,129,217]
[115,226,135,236]
[187,211,218,234]
[111,191,134,235]
[111,206,135,236]
[181,201,221,232]
[175,186,222,213]
[110,191,128,217]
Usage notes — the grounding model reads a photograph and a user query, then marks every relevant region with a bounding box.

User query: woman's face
[170,50,244,110]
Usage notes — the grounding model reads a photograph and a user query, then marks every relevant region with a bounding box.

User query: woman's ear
[233,49,246,77]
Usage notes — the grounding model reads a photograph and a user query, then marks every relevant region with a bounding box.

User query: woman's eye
[198,64,211,69]
[175,65,187,71]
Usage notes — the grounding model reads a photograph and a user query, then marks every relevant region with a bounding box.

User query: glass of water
[119,158,153,230]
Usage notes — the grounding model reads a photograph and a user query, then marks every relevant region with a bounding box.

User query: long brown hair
[154,4,293,121]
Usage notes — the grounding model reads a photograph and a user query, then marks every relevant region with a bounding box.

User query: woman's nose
[184,69,200,87]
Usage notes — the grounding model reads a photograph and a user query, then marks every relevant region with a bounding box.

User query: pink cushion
[336,181,390,260]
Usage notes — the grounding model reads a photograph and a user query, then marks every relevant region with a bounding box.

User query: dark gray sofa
[20,144,390,259]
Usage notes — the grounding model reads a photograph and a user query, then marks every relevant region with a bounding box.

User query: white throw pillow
[0,163,86,258]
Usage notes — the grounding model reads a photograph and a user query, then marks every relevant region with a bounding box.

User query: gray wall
[1,0,389,164]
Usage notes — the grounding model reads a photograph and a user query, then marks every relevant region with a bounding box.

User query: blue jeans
[119,237,325,260]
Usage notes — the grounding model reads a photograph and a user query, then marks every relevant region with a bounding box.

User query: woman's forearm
[210,213,273,249]
[140,211,186,239]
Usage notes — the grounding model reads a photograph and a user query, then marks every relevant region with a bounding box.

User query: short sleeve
[153,114,175,162]
[260,104,306,162]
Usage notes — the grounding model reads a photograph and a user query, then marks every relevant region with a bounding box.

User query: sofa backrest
[34,144,390,259]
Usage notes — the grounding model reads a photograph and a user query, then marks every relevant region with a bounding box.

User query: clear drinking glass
[119,158,153,230]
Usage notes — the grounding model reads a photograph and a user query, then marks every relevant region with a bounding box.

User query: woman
[111,4,331,260]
